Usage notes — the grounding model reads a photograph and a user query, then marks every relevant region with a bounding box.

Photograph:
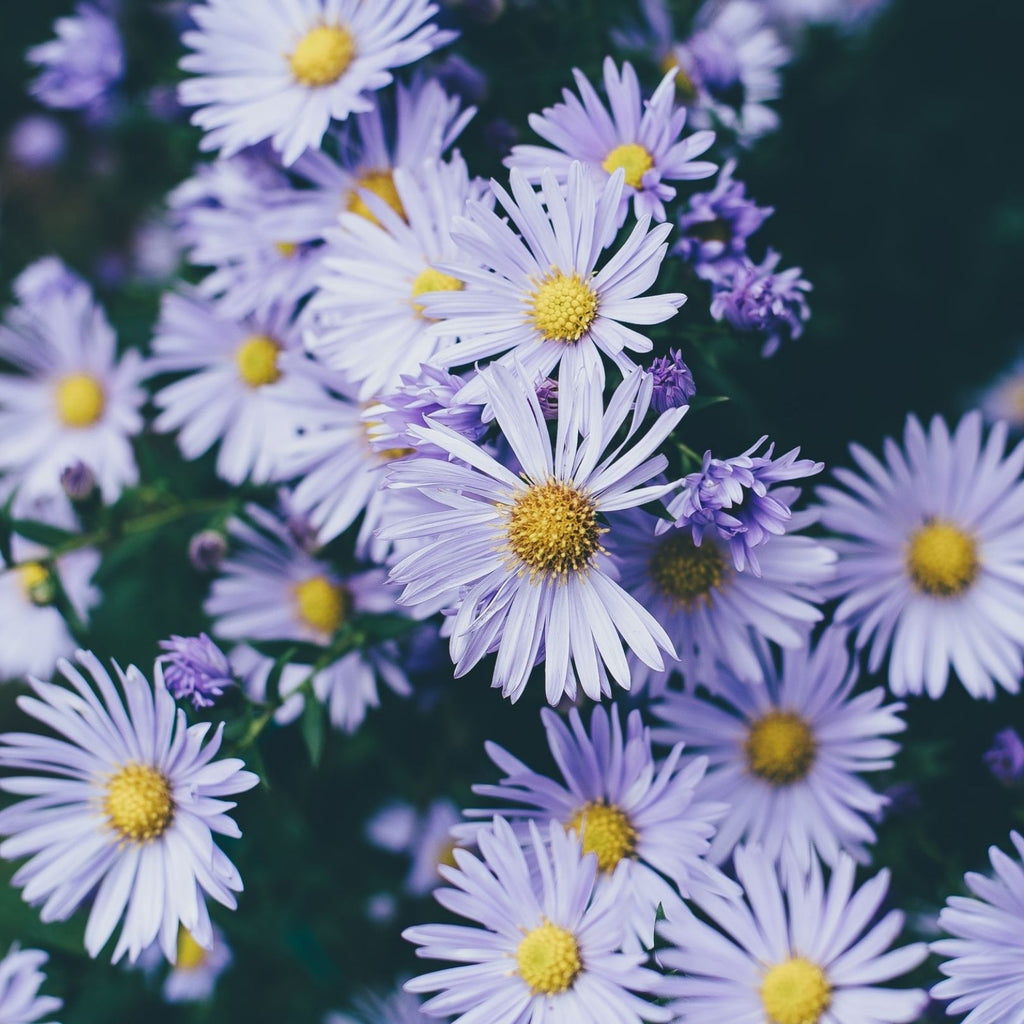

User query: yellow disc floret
[745,711,817,785]
[18,562,55,607]
[516,921,582,995]
[602,143,654,189]
[505,481,602,579]
[275,241,299,259]
[906,519,979,597]
[176,927,208,972]
[566,801,637,872]
[293,575,349,635]
[289,24,356,88]
[649,532,728,609]
[760,957,832,1024]
[235,334,281,388]
[528,272,599,343]
[55,373,105,428]
[104,763,174,844]
[346,169,406,225]
[411,266,464,318]
[660,54,699,101]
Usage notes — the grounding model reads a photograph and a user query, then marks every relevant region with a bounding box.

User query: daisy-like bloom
[978,355,1024,430]
[0,259,145,511]
[404,817,671,1023]
[328,988,432,1024]
[367,798,463,896]
[138,924,232,1004]
[179,0,455,166]
[611,505,835,692]
[460,704,727,949]
[0,651,258,963]
[817,412,1024,699]
[659,845,928,1024]
[306,153,490,399]
[149,291,326,485]
[0,946,61,1023]
[932,831,1024,1024]
[506,57,716,225]
[421,162,687,387]
[653,628,906,870]
[384,363,682,704]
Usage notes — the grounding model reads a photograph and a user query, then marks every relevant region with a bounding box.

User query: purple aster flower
[648,349,696,412]
[6,115,66,169]
[674,159,773,280]
[711,249,811,355]
[985,728,1024,786]
[156,634,235,710]
[27,3,124,112]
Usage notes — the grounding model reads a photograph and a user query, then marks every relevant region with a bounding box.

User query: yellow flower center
[18,562,55,606]
[274,241,299,259]
[436,838,460,873]
[566,801,637,872]
[528,271,599,343]
[410,266,464,318]
[745,711,817,785]
[516,922,582,995]
[906,520,979,597]
[104,763,174,844]
[761,957,832,1024]
[346,169,406,226]
[235,334,282,388]
[602,143,654,189]
[649,532,728,609]
[288,24,356,88]
[293,575,349,635]
[505,480,603,579]
[55,372,105,428]
[660,54,699,101]
[175,927,208,971]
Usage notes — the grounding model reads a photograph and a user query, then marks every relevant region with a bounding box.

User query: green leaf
[300,695,326,768]
[10,519,81,548]
[688,393,730,411]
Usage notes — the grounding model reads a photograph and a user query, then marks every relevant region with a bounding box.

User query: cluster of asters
[0,1,1022,1023]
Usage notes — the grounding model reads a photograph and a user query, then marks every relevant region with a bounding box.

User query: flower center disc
[649,532,728,609]
[18,562,55,606]
[760,957,832,1024]
[602,143,654,189]
[528,272,599,343]
[293,575,349,635]
[104,763,174,843]
[411,266,464,318]
[516,922,582,995]
[289,24,356,87]
[566,801,637,872]
[506,481,601,579]
[906,520,979,597]
[176,927,208,971]
[347,170,406,226]
[745,711,816,785]
[235,334,281,388]
[55,372,105,427]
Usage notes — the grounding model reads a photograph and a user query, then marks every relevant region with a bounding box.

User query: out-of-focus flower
[59,459,96,502]
[6,115,66,169]
[978,356,1024,430]
[0,945,62,1023]
[188,530,227,573]
[984,728,1024,786]
[138,924,232,1004]
[156,634,235,710]
[367,799,463,897]
[328,987,433,1024]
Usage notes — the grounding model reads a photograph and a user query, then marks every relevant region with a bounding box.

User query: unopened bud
[188,529,226,573]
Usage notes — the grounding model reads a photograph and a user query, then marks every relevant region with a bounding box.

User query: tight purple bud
[188,530,226,573]
[984,728,1024,785]
[648,350,696,413]
[60,460,95,501]
[156,634,234,710]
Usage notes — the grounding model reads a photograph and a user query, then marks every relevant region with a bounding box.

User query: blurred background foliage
[0,0,1023,1020]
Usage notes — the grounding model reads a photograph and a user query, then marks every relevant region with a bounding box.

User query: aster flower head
[653,628,906,870]
[329,988,433,1024]
[817,411,1024,699]
[506,57,716,225]
[422,162,687,388]
[0,651,258,964]
[459,703,728,949]
[984,728,1024,786]
[0,946,61,1023]
[138,924,232,1004]
[932,830,1024,1024]
[384,362,684,704]
[978,355,1024,430]
[648,349,696,412]
[403,816,671,1024]
[367,798,463,897]
[179,0,455,165]
[659,845,928,1024]
[711,250,811,356]
[156,634,235,710]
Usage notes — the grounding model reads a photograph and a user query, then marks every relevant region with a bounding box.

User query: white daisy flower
[403,816,671,1024]
[659,846,928,1024]
[0,651,258,964]
[179,0,455,166]
[817,411,1024,698]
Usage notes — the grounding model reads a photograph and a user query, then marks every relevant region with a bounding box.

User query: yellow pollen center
[906,520,979,597]
[104,763,174,844]
[274,241,299,259]
[516,922,582,995]
[566,801,637,872]
[602,143,654,189]
[505,481,603,579]
[411,266,464,318]
[18,562,55,606]
[55,373,105,427]
[745,711,817,785]
[687,217,732,244]
[649,533,728,609]
[293,575,349,635]
[761,957,832,1024]
[175,927,208,972]
[235,334,282,388]
[346,170,406,226]
[661,55,699,101]
[288,24,356,87]
[436,838,460,873]
[528,272,599,343]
